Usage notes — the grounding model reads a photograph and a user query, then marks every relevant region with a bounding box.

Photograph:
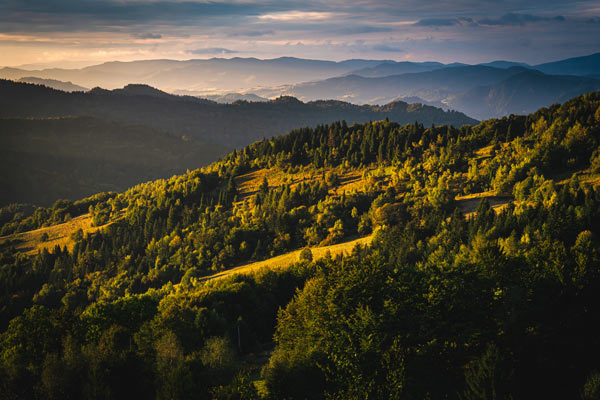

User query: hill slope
[254,66,600,119]
[17,77,88,92]
[533,52,600,76]
[0,116,228,206]
[254,65,522,104]
[448,70,600,119]
[0,80,478,148]
[1,92,600,399]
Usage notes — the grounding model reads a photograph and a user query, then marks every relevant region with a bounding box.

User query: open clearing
[234,167,367,202]
[198,234,374,282]
[455,192,512,217]
[0,213,110,255]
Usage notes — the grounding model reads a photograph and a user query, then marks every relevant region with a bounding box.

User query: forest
[1,92,600,399]
[0,116,228,206]
[0,79,477,148]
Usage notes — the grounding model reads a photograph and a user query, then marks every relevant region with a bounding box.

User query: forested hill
[0,116,229,206]
[0,79,478,148]
[1,92,600,399]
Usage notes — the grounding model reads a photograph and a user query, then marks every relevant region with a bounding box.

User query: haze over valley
[2,52,600,120]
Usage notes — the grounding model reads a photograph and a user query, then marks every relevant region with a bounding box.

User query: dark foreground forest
[1,92,600,399]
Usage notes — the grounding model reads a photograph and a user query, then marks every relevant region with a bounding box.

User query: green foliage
[462,344,513,400]
[0,192,117,235]
[298,247,313,262]
[582,371,600,400]
[210,373,260,400]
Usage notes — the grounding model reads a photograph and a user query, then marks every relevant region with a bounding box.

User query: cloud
[188,47,238,55]
[257,11,337,21]
[414,17,475,27]
[0,0,272,30]
[478,13,566,26]
[336,26,393,34]
[0,0,598,67]
[372,44,404,53]
[228,30,274,37]
[415,18,460,26]
[132,33,162,39]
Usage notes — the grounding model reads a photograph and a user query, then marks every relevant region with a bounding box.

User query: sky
[1,0,599,68]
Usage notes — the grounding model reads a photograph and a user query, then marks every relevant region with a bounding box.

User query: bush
[299,248,313,262]
[325,171,338,186]
[582,370,600,400]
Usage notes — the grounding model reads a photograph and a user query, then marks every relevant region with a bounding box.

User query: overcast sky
[1,0,599,68]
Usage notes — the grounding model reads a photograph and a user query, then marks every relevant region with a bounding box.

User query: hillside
[534,52,600,76]
[17,77,88,92]
[0,116,229,206]
[254,65,522,104]
[0,79,478,148]
[449,70,600,119]
[1,93,600,399]
[348,61,446,77]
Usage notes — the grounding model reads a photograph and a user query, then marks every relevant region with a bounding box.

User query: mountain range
[2,52,598,120]
[16,77,88,92]
[256,66,600,120]
[0,79,476,148]
[0,57,389,92]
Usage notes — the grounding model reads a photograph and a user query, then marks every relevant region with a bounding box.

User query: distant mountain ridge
[252,66,528,105]
[1,53,597,95]
[0,79,478,149]
[197,92,268,103]
[0,57,391,92]
[533,52,600,76]
[1,52,598,121]
[1,52,598,123]
[17,77,88,92]
[449,69,600,119]
[0,79,477,205]
[250,61,600,119]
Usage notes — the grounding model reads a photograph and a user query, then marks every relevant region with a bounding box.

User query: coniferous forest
[1,92,600,399]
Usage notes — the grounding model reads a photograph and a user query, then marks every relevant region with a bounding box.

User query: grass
[0,213,117,255]
[455,190,499,200]
[197,234,374,283]
[235,166,368,202]
[474,144,493,158]
[557,170,600,186]
[455,191,512,217]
